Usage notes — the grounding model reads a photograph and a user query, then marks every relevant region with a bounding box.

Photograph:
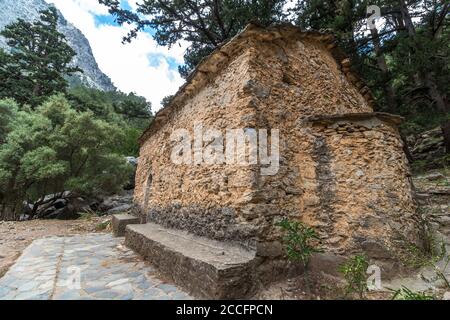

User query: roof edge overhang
[139,23,377,145]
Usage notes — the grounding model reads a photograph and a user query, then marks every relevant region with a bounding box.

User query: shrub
[390,286,435,300]
[339,254,369,299]
[277,218,322,268]
[0,95,133,220]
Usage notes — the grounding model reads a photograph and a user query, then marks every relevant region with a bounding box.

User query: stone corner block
[112,213,140,237]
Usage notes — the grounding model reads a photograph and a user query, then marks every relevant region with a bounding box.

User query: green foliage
[276,218,322,268]
[161,95,174,108]
[0,9,152,220]
[339,255,369,299]
[0,98,19,144]
[294,0,450,159]
[67,86,151,121]
[390,286,435,300]
[434,247,450,289]
[0,95,133,220]
[95,220,111,231]
[67,86,152,156]
[0,8,81,107]
[396,206,448,270]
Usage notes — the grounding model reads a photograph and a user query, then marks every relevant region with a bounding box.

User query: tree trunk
[398,0,416,36]
[370,26,398,113]
[397,0,450,154]
[442,120,450,154]
[424,72,449,114]
[401,133,414,163]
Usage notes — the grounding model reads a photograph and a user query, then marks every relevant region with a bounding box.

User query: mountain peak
[0,0,116,92]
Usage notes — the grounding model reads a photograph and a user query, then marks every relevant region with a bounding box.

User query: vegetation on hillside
[0,8,152,220]
[0,8,80,107]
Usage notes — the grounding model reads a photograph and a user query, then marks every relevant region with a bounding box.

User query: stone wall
[239,38,420,259]
[135,49,260,248]
[135,29,419,262]
[302,116,419,258]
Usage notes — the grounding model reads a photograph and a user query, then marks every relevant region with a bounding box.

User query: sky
[45,0,188,112]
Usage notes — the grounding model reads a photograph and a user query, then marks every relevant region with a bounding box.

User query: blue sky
[46,0,188,111]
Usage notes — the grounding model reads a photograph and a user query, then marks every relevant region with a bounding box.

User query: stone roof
[139,23,376,144]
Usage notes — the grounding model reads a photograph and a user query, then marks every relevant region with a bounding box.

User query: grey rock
[2,233,192,300]
[126,223,256,299]
[137,281,150,290]
[92,290,119,299]
[425,172,445,181]
[308,253,347,277]
[18,281,39,292]
[54,290,82,300]
[0,0,115,92]
[108,204,132,214]
[158,284,178,294]
[44,206,81,220]
[125,157,138,166]
[84,286,105,294]
[360,239,392,259]
[171,292,191,300]
[256,241,283,258]
[0,287,10,298]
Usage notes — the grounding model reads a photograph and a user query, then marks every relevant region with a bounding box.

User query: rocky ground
[0,168,448,300]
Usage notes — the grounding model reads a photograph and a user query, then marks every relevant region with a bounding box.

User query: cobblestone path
[0,233,192,300]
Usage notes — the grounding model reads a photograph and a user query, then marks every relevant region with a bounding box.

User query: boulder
[124,156,138,190]
[408,127,446,164]
[97,190,134,215]
[425,172,445,181]
[108,204,132,214]
[308,253,347,277]
[31,192,87,220]
[43,204,80,220]
[125,156,138,166]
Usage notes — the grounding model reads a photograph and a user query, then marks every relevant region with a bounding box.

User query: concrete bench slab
[125,223,257,299]
[112,214,140,237]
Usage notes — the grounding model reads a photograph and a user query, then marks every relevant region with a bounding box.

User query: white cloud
[45,0,187,111]
[127,0,141,11]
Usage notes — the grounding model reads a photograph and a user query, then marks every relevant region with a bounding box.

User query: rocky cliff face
[0,0,116,92]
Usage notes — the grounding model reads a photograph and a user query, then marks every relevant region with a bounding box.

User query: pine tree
[99,0,288,78]
[0,7,81,107]
[295,0,449,152]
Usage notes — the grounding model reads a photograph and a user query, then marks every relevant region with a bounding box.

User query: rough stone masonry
[131,24,421,286]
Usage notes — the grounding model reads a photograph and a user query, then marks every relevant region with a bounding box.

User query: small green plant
[277,218,322,292]
[398,207,444,268]
[95,220,110,231]
[339,255,369,299]
[411,160,428,173]
[78,212,93,220]
[390,286,435,300]
[276,219,322,268]
[427,243,450,289]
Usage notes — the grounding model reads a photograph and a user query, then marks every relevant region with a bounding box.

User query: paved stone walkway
[0,233,192,300]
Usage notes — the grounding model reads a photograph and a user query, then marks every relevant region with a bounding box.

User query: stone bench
[112,214,140,237]
[125,223,257,299]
